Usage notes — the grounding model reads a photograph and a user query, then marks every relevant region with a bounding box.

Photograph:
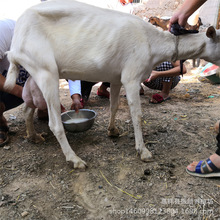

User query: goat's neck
[149,31,177,66]
[176,33,206,60]
[150,31,206,65]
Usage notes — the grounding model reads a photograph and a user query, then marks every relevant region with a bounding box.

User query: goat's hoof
[140,148,153,162]
[108,128,119,137]
[67,156,87,170]
[25,133,45,143]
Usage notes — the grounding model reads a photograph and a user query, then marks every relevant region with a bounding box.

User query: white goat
[4,0,220,169]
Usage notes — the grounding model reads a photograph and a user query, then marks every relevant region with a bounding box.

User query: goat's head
[148,16,159,26]
[205,27,220,66]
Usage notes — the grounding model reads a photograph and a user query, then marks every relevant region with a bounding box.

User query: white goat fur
[4,0,220,168]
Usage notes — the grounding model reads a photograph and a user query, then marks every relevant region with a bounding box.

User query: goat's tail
[4,51,20,91]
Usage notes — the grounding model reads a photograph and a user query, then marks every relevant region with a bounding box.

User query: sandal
[97,88,110,99]
[150,93,171,104]
[186,158,220,178]
[0,126,9,147]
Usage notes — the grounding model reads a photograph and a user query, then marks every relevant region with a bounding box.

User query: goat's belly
[59,67,121,83]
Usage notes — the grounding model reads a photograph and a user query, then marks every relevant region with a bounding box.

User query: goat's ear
[206,26,216,39]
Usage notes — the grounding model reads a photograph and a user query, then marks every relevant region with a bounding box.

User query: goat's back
[10,0,155,82]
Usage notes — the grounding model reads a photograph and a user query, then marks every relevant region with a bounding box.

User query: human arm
[147,61,186,82]
[0,20,22,97]
[169,0,206,30]
[68,79,83,112]
[0,73,23,98]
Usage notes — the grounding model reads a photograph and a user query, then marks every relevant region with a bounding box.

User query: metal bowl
[61,109,97,132]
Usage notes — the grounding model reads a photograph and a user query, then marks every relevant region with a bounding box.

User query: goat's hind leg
[23,103,45,143]
[36,72,87,169]
[108,84,121,137]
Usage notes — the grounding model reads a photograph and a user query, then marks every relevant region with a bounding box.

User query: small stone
[197,147,202,153]
[144,169,151,175]
[3,145,10,150]
[9,127,19,133]
[140,176,147,181]
[128,134,134,139]
[157,126,167,133]
[167,163,175,168]
[170,176,177,180]
[21,211,29,217]
[184,93,190,98]
[9,114,16,120]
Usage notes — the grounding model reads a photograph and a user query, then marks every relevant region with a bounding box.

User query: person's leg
[0,91,24,146]
[139,85,144,95]
[186,121,220,177]
[147,76,180,104]
[81,81,96,102]
[0,102,7,126]
[150,81,172,103]
[0,101,9,146]
[102,82,110,88]
[0,102,7,127]
[2,93,24,112]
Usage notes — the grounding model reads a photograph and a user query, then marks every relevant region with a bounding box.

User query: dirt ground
[1,1,220,220]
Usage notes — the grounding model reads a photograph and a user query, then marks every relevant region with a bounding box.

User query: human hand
[0,72,23,98]
[169,12,189,31]
[147,70,159,82]
[168,0,206,31]
[70,94,83,112]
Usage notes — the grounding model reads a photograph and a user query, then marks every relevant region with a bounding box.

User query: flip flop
[150,93,171,104]
[0,126,9,147]
[186,158,220,178]
[97,89,110,99]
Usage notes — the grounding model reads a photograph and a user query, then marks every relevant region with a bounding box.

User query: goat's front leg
[123,81,152,161]
[108,84,121,137]
[23,103,45,143]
